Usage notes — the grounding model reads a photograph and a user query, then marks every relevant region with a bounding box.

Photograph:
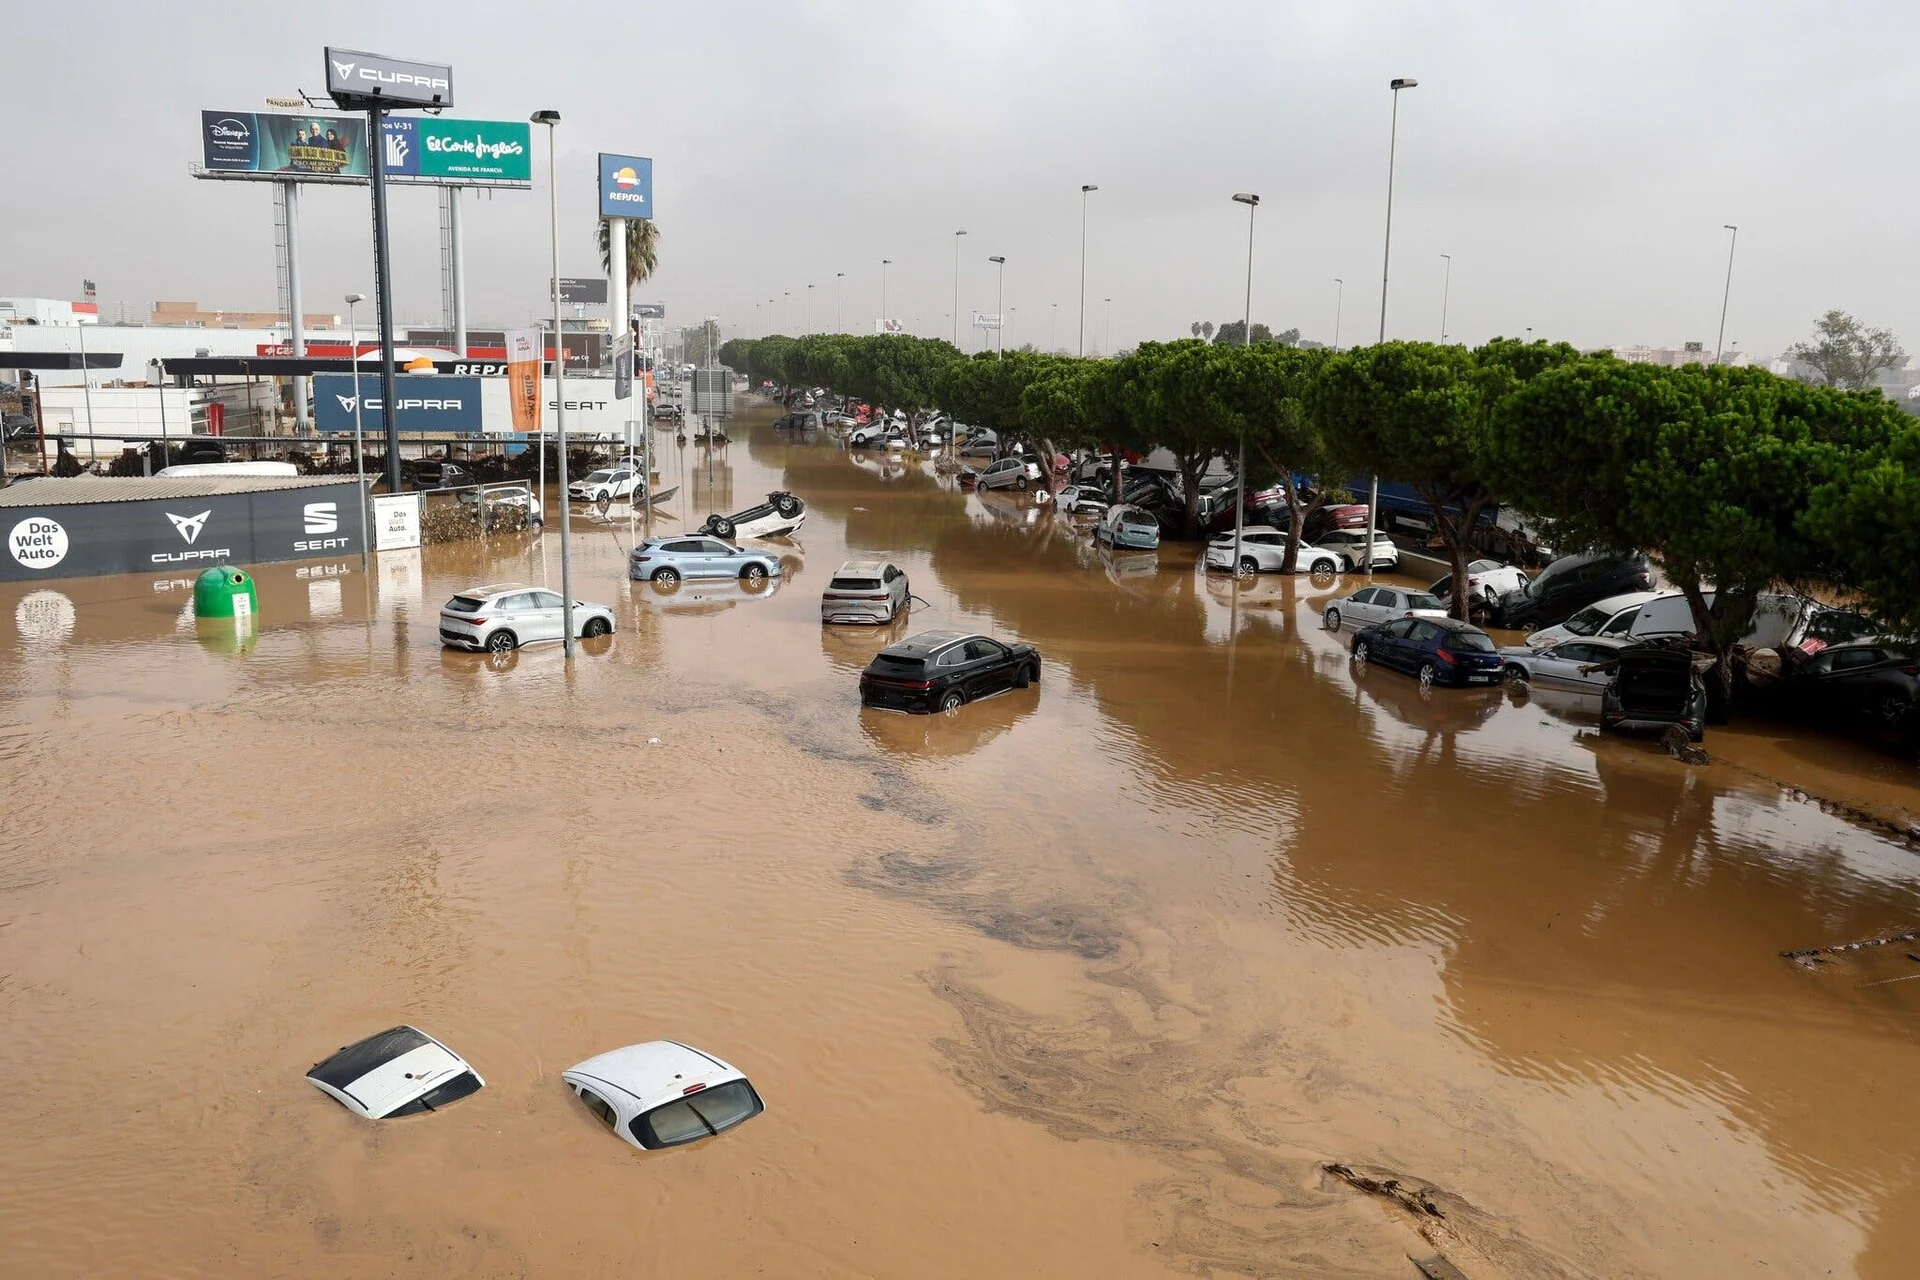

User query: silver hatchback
[822,560,910,625]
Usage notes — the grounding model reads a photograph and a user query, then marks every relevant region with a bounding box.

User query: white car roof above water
[306,1025,484,1119]
[563,1041,747,1114]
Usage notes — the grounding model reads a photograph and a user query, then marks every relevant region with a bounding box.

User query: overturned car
[699,491,807,540]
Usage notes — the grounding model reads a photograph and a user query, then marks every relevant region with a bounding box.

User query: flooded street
[5,400,1920,1278]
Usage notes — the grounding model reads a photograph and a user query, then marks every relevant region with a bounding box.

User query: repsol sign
[0,480,369,583]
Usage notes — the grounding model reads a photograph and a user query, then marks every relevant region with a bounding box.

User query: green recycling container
[193,566,258,621]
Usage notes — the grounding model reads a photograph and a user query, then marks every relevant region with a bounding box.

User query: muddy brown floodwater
[4,401,1920,1279]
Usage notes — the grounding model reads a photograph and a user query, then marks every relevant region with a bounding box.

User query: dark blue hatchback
[1352,616,1505,690]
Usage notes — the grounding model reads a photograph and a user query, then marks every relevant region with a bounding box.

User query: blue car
[1351,616,1504,690]
[629,534,784,586]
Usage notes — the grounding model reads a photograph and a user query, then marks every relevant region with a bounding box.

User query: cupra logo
[332,60,355,80]
[167,510,211,544]
[335,394,358,413]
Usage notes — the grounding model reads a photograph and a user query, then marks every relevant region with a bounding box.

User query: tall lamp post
[1370,76,1417,583]
[988,256,1006,356]
[1716,224,1739,363]
[881,259,891,329]
[1231,193,1259,578]
[1103,298,1112,355]
[345,292,370,568]
[951,231,967,346]
[835,272,845,332]
[1078,184,1098,355]
[532,108,575,658]
[1333,278,1344,350]
[1439,253,1452,342]
[806,283,815,335]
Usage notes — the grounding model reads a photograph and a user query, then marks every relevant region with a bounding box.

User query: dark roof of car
[1430,617,1488,634]
[881,630,975,658]
[308,1025,430,1089]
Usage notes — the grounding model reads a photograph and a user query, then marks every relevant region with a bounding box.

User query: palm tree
[596,217,659,291]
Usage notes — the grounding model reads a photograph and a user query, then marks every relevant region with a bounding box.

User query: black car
[1351,616,1505,689]
[1600,646,1707,741]
[859,629,1040,714]
[1765,640,1917,742]
[1494,549,1654,630]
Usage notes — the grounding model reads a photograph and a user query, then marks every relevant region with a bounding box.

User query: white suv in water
[438,582,615,653]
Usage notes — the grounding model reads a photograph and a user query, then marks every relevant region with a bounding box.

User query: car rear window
[830,577,882,591]
[635,1079,764,1148]
[867,654,927,679]
[1405,592,1443,611]
[446,596,485,614]
[1561,605,1605,635]
[1448,630,1496,652]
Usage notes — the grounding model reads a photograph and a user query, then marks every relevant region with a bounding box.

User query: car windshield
[583,470,612,483]
[830,577,881,591]
[445,596,485,613]
[1448,630,1497,652]
[1405,592,1442,610]
[1561,605,1607,636]
[638,1080,763,1147]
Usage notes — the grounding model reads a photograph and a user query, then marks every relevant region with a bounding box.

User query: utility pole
[1079,184,1098,355]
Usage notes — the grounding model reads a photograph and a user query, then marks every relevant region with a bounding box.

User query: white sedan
[1431,558,1530,609]
[1313,529,1400,572]
[1322,584,1448,634]
[1204,525,1341,575]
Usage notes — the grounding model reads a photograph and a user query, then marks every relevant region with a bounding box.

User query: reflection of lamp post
[988,256,1006,356]
[344,292,369,568]
[532,107,575,658]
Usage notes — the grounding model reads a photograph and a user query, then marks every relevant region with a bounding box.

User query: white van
[1629,591,1875,651]
[156,461,299,479]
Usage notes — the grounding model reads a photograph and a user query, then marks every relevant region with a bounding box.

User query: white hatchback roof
[564,1041,747,1115]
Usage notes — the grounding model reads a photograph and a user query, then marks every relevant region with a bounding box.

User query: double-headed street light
[951,231,967,346]
[1079,183,1098,355]
[988,255,1006,355]
[531,107,575,657]
[1230,193,1259,577]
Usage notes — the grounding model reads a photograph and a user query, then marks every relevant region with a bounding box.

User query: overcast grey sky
[6,1,1916,358]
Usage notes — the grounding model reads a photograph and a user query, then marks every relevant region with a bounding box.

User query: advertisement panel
[324,47,454,111]
[201,112,527,184]
[505,329,542,435]
[555,278,608,305]
[613,333,634,401]
[598,153,654,219]
[311,374,483,434]
[372,495,423,551]
[875,319,907,335]
[0,480,367,582]
[201,110,368,178]
[634,302,667,319]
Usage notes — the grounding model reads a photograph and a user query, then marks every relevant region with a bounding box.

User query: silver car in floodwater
[439,583,615,653]
[628,535,784,586]
[822,559,911,625]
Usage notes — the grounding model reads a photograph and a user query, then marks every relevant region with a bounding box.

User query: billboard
[875,319,907,335]
[555,278,608,305]
[598,153,654,219]
[201,112,528,184]
[312,374,483,434]
[324,47,453,111]
[971,312,1003,330]
[634,302,667,319]
[505,330,542,434]
[201,110,368,178]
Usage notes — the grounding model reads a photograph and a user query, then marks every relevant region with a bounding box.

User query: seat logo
[167,510,211,544]
[303,502,338,534]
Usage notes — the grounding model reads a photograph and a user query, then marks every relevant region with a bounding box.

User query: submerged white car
[563,1041,765,1151]
[1204,525,1340,575]
[306,1025,485,1119]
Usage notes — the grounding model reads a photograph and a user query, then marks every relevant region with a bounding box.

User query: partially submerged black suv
[859,629,1040,714]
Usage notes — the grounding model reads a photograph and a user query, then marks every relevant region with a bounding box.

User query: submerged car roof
[833,559,890,576]
[307,1025,481,1119]
[882,629,975,657]
[563,1041,746,1113]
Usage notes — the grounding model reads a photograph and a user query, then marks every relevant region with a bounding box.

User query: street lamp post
[1439,253,1452,342]
[1103,298,1112,354]
[532,108,575,658]
[1370,76,1417,585]
[1333,278,1344,350]
[806,283,815,335]
[345,292,370,569]
[1716,224,1739,363]
[951,231,967,346]
[881,259,891,329]
[836,272,845,332]
[988,256,1006,356]
[1079,184,1098,355]
[1231,193,1259,578]
[1050,302,1058,352]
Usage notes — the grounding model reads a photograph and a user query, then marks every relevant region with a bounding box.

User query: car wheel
[1309,558,1336,582]
[651,566,681,586]
[596,493,612,514]
[741,561,768,583]
[940,690,965,713]
[1353,640,1370,665]
[1876,695,1909,729]
[710,516,736,539]
[1339,555,1354,572]
[1324,608,1341,632]
[1504,665,1530,688]
[1239,556,1259,576]
[1015,475,1030,491]
[1418,661,1438,690]
[486,630,517,654]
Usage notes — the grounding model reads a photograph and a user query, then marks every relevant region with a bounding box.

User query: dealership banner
[201,112,528,184]
[1,480,367,582]
[201,111,368,178]
[312,374,484,434]
[505,330,542,435]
